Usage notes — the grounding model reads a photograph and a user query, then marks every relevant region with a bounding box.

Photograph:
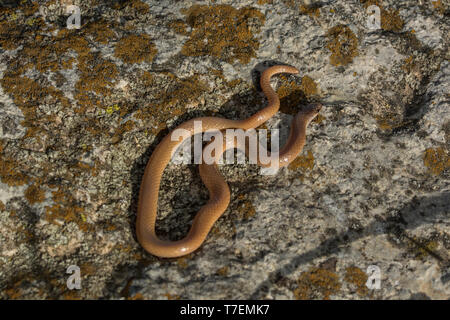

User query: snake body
[137,65,322,258]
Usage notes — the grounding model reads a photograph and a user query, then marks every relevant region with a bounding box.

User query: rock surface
[0,0,448,299]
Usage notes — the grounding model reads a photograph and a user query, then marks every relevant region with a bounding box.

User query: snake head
[300,103,322,124]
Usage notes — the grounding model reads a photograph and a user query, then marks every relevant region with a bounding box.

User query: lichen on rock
[178,4,265,64]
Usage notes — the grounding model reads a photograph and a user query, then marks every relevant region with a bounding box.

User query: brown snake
[136,65,322,258]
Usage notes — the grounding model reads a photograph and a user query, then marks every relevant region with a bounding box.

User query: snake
[136,65,322,258]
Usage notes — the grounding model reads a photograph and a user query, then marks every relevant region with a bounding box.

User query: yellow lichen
[381,8,404,32]
[277,75,320,115]
[326,25,359,67]
[299,4,320,18]
[80,263,96,276]
[0,159,30,186]
[111,120,135,144]
[168,19,189,36]
[432,0,445,14]
[177,257,189,269]
[114,34,157,64]
[141,71,153,86]
[258,0,273,4]
[402,56,415,72]
[360,0,404,32]
[344,267,368,296]
[74,53,118,112]
[164,293,181,300]
[128,0,150,14]
[0,141,30,186]
[44,187,90,231]
[375,113,405,131]
[294,267,341,300]
[24,184,46,204]
[209,68,243,88]
[423,148,449,175]
[0,0,134,239]
[236,194,256,220]
[21,0,39,16]
[216,266,229,276]
[282,0,297,9]
[406,236,440,260]
[312,113,325,124]
[83,20,115,44]
[0,20,24,50]
[63,291,81,300]
[135,73,208,135]
[301,76,318,97]
[127,293,144,300]
[288,150,315,171]
[180,4,265,64]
